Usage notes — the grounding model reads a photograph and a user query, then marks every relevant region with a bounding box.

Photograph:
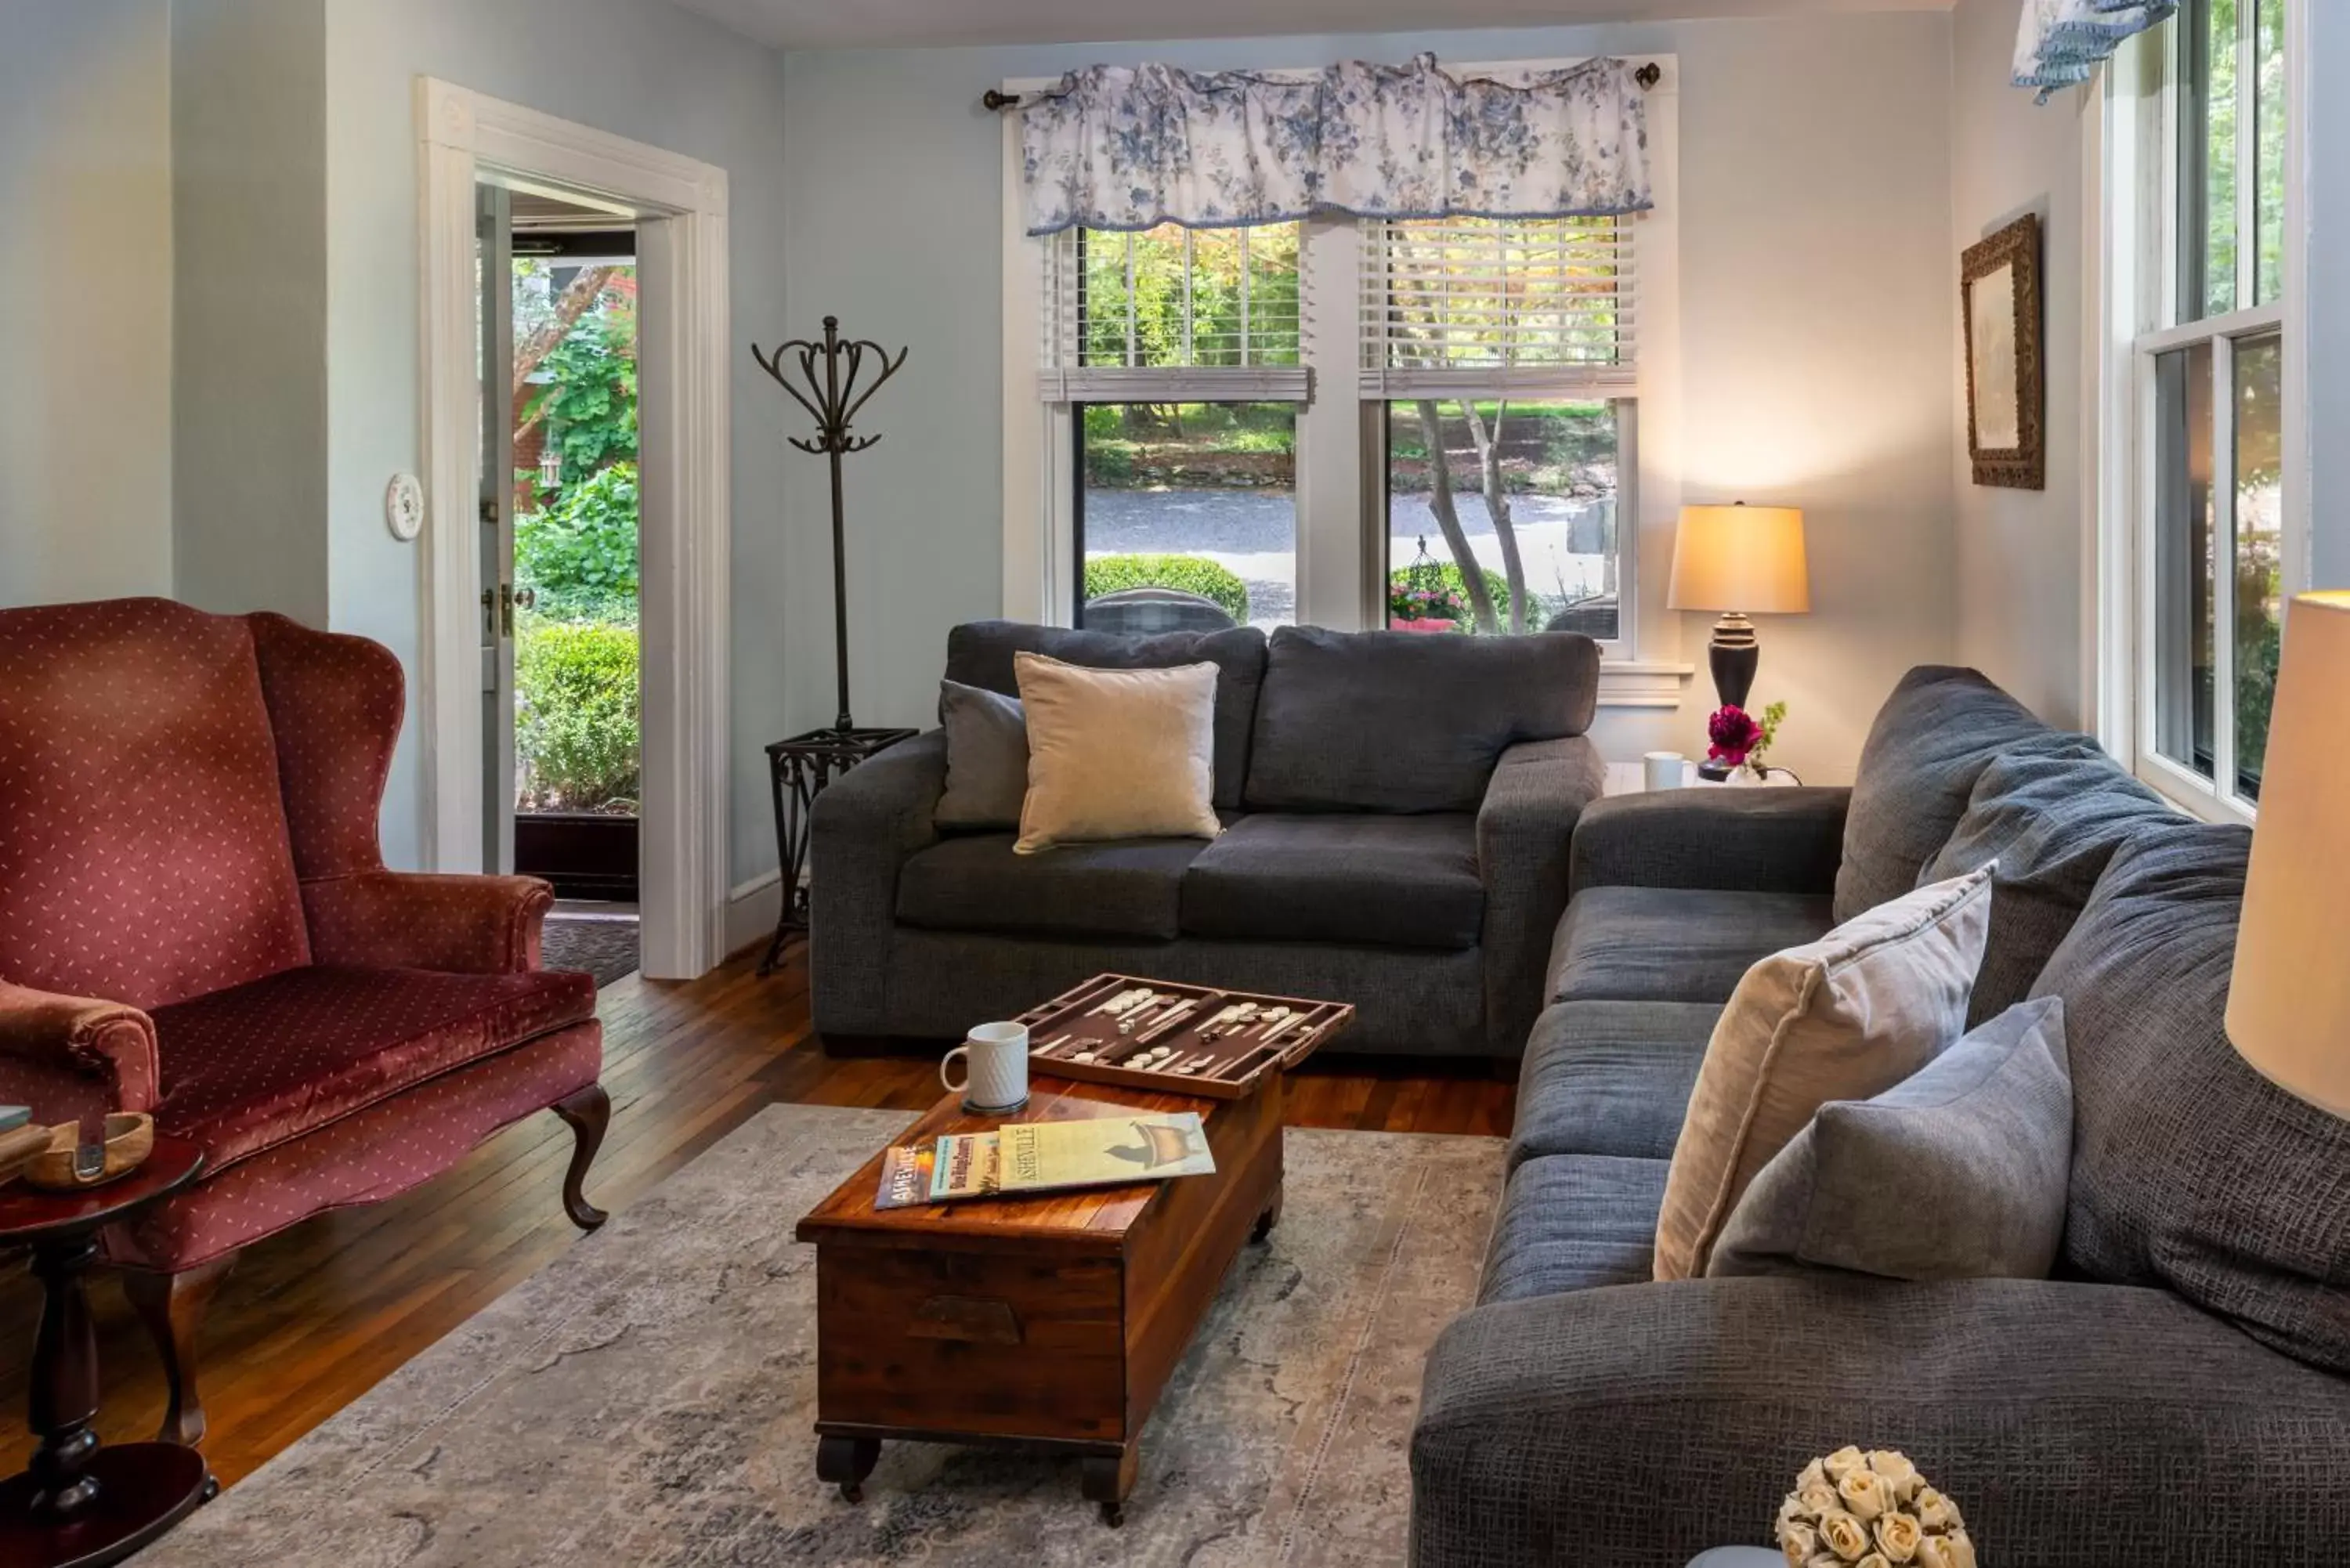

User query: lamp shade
[2227,591,2350,1117]
[1667,504,1810,614]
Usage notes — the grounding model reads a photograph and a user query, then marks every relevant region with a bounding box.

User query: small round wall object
[384,472,425,541]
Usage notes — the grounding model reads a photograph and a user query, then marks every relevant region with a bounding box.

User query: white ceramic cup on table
[942,1021,1030,1113]
[1643,750,1687,791]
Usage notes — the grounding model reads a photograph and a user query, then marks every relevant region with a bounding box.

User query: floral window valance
[1017,52,1652,238]
[2013,0,2177,102]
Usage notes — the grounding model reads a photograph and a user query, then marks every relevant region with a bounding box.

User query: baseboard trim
[725,869,783,959]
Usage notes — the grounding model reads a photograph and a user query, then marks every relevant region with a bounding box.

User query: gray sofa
[809,620,1606,1057]
[1412,666,2350,1566]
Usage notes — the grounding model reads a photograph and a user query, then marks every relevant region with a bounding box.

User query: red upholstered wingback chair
[0,598,609,1445]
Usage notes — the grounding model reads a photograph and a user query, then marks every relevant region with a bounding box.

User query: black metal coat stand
[752,318,913,975]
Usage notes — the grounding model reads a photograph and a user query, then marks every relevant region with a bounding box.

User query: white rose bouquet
[1777,1449,1976,1568]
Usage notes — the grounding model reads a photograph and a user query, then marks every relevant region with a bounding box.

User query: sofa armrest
[1412,1275,2350,1568]
[1567,786,1850,898]
[809,728,949,1033]
[0,980,160,1115]
[302,871,555,974]
[1477,736,1607,1053]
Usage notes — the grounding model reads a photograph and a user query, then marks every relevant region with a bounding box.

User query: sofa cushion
[1834,666,2057,923]
[1510,1000,1719,1170]
[1546,887,1835,1005]
[935,680,1029,831]
[1180,812,1483,950]
[2037,823,2350,1375]
[1708,995,2073,1282]
[150,963,598,1171]
[1011,655,1222,852]
[0,597,313,1012]
[944,620,1266,811]
[1479,1154,1668,1303]
[1920,741,2179,1026]
[1654,866,1994,1281]
[1242,626,1598,814]
[896,832,1208,941]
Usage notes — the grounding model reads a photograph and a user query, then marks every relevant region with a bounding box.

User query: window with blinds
[1358,215,1637,398]
[1040,222,1309,403]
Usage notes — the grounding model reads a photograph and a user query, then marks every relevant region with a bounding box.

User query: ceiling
[670,0,1948,52]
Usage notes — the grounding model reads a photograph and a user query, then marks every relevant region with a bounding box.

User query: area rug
[138,1104,1502,1567]
[539,911,638,988]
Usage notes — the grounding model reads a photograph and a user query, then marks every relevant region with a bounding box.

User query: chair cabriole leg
[551,1084,612,1230]
[123,1252,237,1447]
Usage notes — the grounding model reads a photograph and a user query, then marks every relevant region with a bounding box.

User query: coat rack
[749,318,916,979]
[752,316,908,732]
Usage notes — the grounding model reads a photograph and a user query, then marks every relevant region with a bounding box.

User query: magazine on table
[874,1112,1215,1210]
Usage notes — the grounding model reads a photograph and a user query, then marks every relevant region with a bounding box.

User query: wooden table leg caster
[816,1436,879,1503]
[1081,1444,1138,1527]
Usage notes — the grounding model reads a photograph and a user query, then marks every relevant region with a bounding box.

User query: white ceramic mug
[1643,750,1687,791]
[942,1021,1030,1112]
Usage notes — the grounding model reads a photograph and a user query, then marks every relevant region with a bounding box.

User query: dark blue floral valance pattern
[2013,0,2177,102]
[1018,53,1652,238]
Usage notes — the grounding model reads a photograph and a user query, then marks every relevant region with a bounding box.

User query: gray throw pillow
[935,679,1029,830]
[1919,740,2178,1028]
[1707,996,2072,1282]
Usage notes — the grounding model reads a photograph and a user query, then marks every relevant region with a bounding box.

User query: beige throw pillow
[1652,864,1994,1280]
[1012,652,1221,854]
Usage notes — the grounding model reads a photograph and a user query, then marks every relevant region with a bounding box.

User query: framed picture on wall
[1961,212,2044,490]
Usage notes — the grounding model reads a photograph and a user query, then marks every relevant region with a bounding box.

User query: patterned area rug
[139,1104,1502,1567]
[539,912,638,988]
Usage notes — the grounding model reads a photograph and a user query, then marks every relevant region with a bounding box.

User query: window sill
[2134,752,2256,826]
[1596,659,1695,709]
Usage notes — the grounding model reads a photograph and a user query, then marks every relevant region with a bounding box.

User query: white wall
[779,13,1957,786]
[0,0,174,608]
[173,0,331,623]
[319,0,793,875]
[1948,0,2088,728]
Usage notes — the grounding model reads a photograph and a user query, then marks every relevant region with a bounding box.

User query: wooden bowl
[24,1113,157,1190]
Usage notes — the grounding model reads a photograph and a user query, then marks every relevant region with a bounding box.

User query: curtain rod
[983,60,1660,111]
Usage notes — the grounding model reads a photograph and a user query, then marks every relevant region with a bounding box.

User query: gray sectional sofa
[809,620,1607,1057]
[1412,666,2350,1567]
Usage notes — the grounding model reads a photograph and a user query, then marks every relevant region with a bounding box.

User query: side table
[757,724,919,977]
[0,1133,213,1568]
[1603,759,1799,795]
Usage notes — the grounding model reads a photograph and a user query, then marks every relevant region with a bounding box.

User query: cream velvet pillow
[1011,652,1221,854]
[1652,864,1994,1280]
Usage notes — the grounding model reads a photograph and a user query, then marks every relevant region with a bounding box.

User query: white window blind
[1039,222,1311,403]
[1359,215,1637,398]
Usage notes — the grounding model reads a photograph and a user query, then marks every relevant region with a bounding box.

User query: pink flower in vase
[1707,705,1763,768]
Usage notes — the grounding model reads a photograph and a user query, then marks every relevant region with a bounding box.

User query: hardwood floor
[0,946,1513,1487]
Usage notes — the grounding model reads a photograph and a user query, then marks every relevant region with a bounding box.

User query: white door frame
[417,78,731,980]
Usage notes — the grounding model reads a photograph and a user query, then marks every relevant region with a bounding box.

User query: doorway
[479,185,642,986]
[418,80,731,982]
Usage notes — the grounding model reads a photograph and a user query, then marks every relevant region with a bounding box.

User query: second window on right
[1361,214,1639,649]
[2132,0,2288,811]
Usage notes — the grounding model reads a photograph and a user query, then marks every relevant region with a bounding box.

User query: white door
[478,183,519,873]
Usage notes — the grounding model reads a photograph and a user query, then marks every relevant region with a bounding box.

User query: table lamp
[1668,504,1810,776]
[2226,590,2350,1118]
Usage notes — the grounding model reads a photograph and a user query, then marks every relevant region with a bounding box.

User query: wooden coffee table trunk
[794,1073,1285,1523]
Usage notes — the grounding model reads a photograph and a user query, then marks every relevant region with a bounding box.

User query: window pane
[1384,399,1620,640]
[2153,342,2217,778]
[2178,0,2240,321]
[2232,331,2283,799]
[1077,403,1296,630]
[1075,224,1300,370]
[2254,0,2286,306]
